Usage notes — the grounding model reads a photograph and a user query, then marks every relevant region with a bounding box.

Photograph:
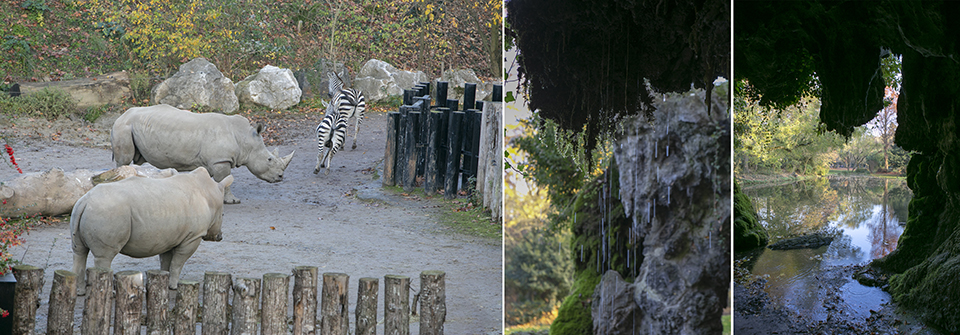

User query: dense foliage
[0,0,500,83]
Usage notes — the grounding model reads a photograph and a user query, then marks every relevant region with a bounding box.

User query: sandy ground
[1,108,502,334]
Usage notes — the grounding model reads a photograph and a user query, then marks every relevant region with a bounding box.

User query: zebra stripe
[314,99,348,174]
[328,71,366,150]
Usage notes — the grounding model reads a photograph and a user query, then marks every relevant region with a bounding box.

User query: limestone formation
[353,59,428,103]
[236,65,302,110]
[152,58,239,114]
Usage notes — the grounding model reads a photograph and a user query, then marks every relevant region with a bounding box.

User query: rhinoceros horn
[281,150,295,169]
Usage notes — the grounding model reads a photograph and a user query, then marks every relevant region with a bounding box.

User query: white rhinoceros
[71,167,233,295]
[111,104,294,204]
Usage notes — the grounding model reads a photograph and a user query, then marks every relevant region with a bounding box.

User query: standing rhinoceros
[70,167,233,295]
[111,104,294,204]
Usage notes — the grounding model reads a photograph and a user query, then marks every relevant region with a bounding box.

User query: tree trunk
[145,270,170,335]
[173,281,200,335]
[293,266,318,335]
[384,275,410,335]
[356,278,378,335]
[12,265,43,335]
[114,271,145,335]
[320,273,349,335]
[81,267,112,335]
[231,277,261,335]
[202,272,232,335]
[261,273,290,335]
[418,271,446,335]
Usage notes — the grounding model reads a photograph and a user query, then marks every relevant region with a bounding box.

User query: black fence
[383,81,503,199]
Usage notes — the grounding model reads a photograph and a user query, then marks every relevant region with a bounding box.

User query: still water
[740,177,911,320]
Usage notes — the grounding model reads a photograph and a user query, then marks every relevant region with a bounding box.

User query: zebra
[314,95,348,175]
[326,71,366,150]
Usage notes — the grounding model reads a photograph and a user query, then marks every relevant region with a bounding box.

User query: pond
[739,177,911,321]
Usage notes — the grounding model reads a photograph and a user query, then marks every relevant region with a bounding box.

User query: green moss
[733,181,767,251]
[549,270,601,335]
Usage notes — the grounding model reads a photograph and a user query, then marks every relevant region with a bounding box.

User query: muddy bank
[1,108,502,334]
[735,264,940,334]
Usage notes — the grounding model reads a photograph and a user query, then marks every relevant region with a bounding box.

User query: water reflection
[739,177,912,320]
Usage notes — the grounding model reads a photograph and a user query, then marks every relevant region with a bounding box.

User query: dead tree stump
[261,273,290,335]
[231,277,261,335]
[384,275,410,335]
[146,270,170,335]
[293,266,318,335]
[356,278,378,335]
[419,271,446,335]
[320,273,349,335]
[46,270,77,335]
[202,272,232,335]
[173,281,200,335]
[12,265,43,335]
[81,267,112,335]
[114,271,144,335]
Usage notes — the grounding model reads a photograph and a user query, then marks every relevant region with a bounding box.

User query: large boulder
[354,59,428,103]
[734,182,768,251]
[591,270,641,335]
[17,71,131,108]
[236,65,302,110]
[152,58,239,114]
[439,68,495,103]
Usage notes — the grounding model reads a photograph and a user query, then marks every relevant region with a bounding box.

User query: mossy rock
[734,182,767,251]
[549,270,601,335]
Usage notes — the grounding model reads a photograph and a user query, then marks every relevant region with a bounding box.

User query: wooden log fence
[10,266,446,335]
[383,81,504,202]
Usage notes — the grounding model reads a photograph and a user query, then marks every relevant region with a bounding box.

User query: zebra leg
[351,116,360,150]
[314,148,323,174]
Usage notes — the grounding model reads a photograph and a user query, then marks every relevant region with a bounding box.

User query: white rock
[236,65,302,110]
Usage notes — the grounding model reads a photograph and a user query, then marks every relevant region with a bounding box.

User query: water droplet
[666,145,669,157]
[655,140,658,158]
[667,186,671,205]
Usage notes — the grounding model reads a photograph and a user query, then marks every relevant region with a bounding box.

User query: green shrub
[0,87,76,119]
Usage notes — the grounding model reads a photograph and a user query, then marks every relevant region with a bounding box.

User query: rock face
[353,59,428,103]
[236,65,302,110]
[439,68,494,103]
[614,85,730,334]
[152,58,239,114]
[734,182,768,251]
[17,71,131,108]
[591,270,640,335]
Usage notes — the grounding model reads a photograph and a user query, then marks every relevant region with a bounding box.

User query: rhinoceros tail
[69,196,89,254]
[111,111,137,167]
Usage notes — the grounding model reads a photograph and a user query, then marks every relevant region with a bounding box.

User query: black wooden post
[445,111,465,199]
[415,97,431,179]
[493,84,503,102]
[436,108,450,193]
[396,106,409,188]
[460,109,476,190]
[463,83,477,111]
[419,82,432,105]
[403,111,420,191]
[476,101,485,111]
[424,110,442,195]
[435,81,448,107]
[446,99,459,111]
[403,89,416,106]
[383,112,401,187]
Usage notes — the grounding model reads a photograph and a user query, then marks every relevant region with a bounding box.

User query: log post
[261,273,290,335]
[463,83,476,110]
[403,89,416,106]
[403,111,420,191]
[46,270,77,335]
[202,272,232,335]
[173,280,199,335]
[446,99,459,111]
[384,275,410,335]
[146,270,169,335]
[81,267,112,335]
[114,271,144,335]
[444,111,465,199]
[419,271,446,335]
[476,101,503,220]
[424,110,442,195]
[12,265,43,335]
[436,108,450,190]
[293,266,318,335]
[460,109,477,190]
[231,277,261,335]
[396,107,409,189]
[356,278,378,335]
[435,82,448,107]
[415,96,432,179]
[384,112,401,187]
[320,273,349,335]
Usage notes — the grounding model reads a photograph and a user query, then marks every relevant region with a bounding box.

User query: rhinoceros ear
[219,175,234,190]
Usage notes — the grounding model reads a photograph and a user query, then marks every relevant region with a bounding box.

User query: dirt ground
[1,107,502,334]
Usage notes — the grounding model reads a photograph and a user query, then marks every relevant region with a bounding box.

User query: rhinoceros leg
[72,248,89,296]
[159,238,202,290]
[209,162,240,204]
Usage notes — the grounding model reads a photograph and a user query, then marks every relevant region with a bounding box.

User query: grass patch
[505,324,549,335]
[0,87,76,120]
[382,185,501,240]
[723,314,731,335]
